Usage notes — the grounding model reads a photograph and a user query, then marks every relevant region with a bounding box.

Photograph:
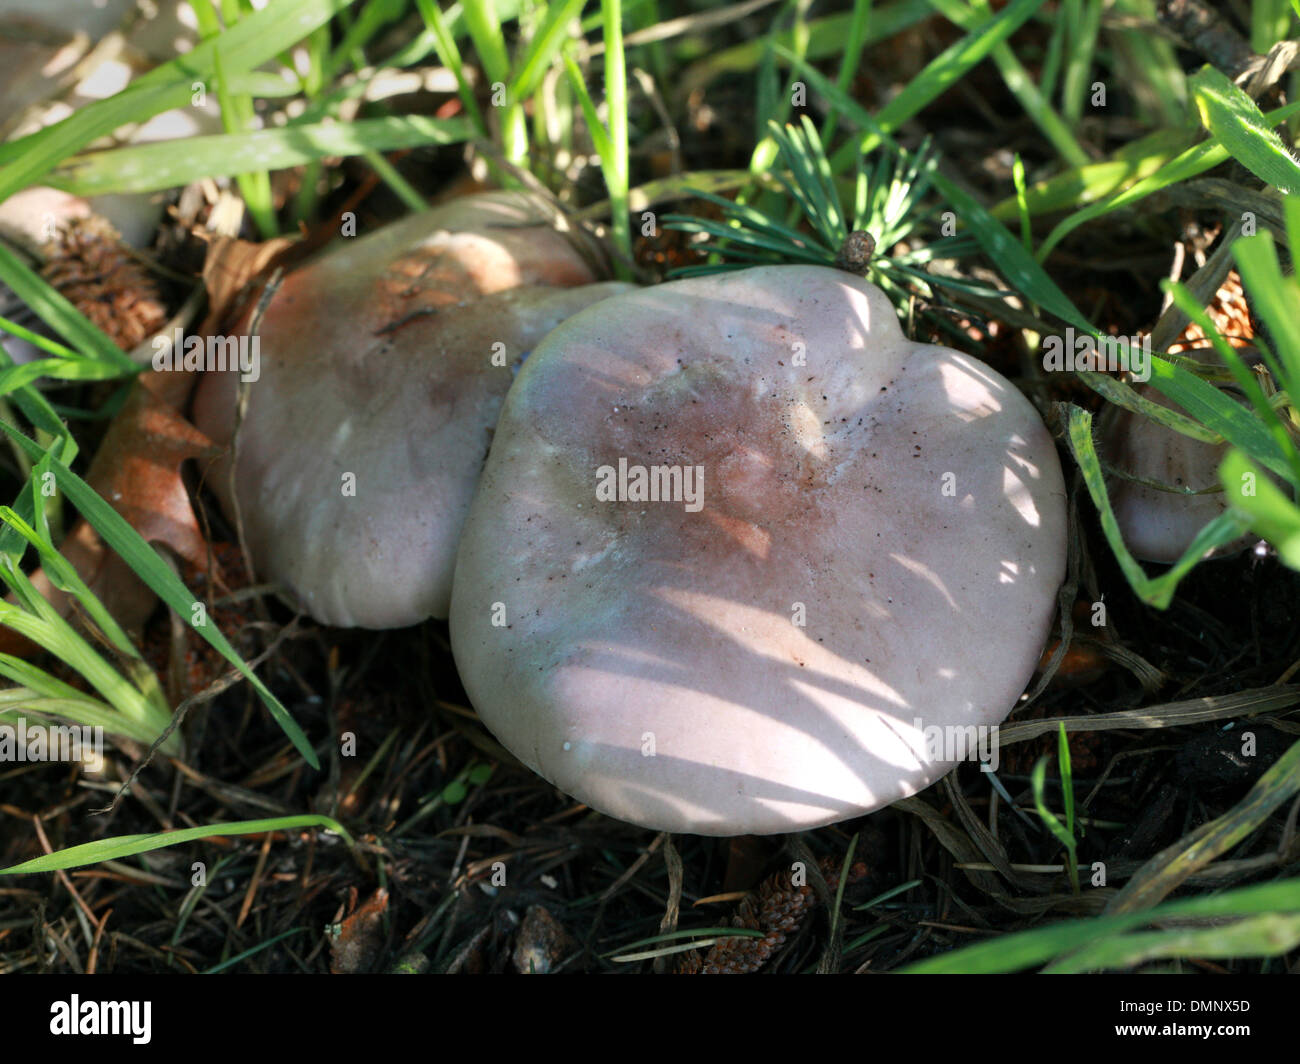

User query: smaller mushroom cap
[194,191,632,627]
[1101,355,1260,564]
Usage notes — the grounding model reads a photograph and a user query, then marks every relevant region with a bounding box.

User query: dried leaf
[329,888,390,974]
[512,905,573,974]
[0,372,220,656]
[88,371,220,571]
[198,233,298,336]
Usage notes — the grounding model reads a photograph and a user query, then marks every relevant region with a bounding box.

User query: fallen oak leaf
[0,230,303,656]
[0,371,220,656]
[88,370,220,573]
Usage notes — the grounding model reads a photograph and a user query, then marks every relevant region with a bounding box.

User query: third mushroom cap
[450,264,1068,835]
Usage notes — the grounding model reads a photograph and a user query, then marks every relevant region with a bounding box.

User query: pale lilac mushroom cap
[194,191,631,628]
[450,264,1068,835]
[1102,368,1256,564]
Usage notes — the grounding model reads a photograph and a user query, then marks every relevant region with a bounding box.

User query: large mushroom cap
[194,191,631,628]
[450,265,1068,835]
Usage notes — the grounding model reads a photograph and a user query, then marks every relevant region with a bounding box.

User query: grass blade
[817,0,1048,170]
[50,116,475,197]
[0,426,319,768]
[602,0,632,276]
[1221,449,1300,569]
[1037,97,1300,259]
[0,816,352,875]
[0,0,360,200]
[1044,913,1300,973]
[1106,736,1300,913]
[1189,64,1300,195]
[901,877,1300,972]
[507,0,587,101]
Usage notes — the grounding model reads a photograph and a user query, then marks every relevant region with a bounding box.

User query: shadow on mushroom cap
[450,265,1068,835]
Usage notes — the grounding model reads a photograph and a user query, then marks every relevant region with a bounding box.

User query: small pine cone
[1169,269,1254,355]
[40,215,167,351]
[680,856,866,975]
[676,951,702,975]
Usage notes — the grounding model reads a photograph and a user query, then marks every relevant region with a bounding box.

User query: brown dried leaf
[88,372,219,568]
[329,888,390,974]
[0,372,219,656]
[198,233,299,336]
[512,905,573,974]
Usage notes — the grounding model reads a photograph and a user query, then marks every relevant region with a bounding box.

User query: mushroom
[449,265,1067,835]
[193,191,632,628]
[1101,351,1260,563]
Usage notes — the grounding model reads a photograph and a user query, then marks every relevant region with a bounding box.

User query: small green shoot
[1030,722,1080,895]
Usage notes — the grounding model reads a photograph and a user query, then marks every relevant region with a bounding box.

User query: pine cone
[678,856,867,974]
[40,215,167,351]
[1168,269,1254,354]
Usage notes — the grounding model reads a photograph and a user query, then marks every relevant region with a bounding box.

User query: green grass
[663,117,991,313]
[1,0,1299,974]
[1031,724,1081,895]
[902,875,1300,973]
[0,815,353,875]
